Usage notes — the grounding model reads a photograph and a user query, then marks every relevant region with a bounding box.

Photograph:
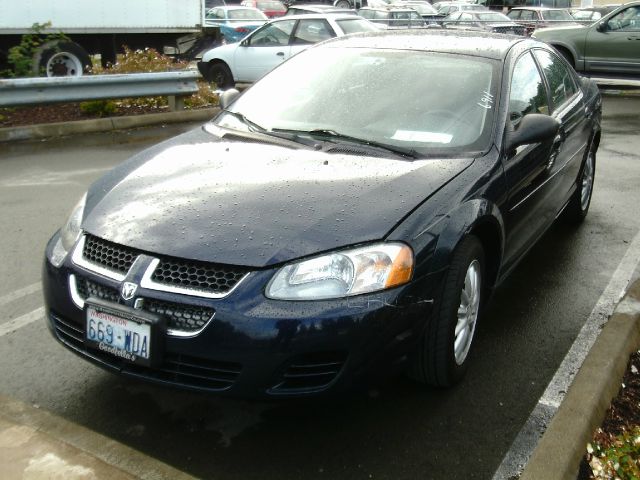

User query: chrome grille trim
[73,234,250,300]
[72,235,126,282]
[140,258,250,300]
[68,274,216,337]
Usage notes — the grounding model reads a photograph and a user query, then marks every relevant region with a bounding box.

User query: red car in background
[240,0,287,17]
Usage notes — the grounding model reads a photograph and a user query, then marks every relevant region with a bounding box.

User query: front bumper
[43,232,440,399]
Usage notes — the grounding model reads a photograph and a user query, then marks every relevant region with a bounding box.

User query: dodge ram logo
[121,282,138,301]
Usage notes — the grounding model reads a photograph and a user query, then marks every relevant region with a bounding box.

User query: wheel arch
[428,199,505,291]
[548,42,582,71]
[205,58,235,84]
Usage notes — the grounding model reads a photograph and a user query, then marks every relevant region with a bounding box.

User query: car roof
[271,12,364,20]
[319,29,527,60]
[211,5,262,10]
[510,6,570,10]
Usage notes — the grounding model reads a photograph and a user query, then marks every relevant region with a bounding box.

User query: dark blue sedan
[43,30,601,398]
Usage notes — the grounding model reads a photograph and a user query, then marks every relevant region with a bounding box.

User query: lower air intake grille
[271,351,347,393]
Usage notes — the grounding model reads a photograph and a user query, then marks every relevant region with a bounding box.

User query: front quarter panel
[388,152,507,288]
[533,27,589,70]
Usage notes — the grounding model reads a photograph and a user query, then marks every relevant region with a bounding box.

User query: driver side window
[607,6,640,31]
[509,52,549,128]
[247,20,296,46]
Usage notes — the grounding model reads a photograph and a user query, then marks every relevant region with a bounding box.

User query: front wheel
[409,236,485,387]
[334,0,352,7]
[207,62,235,90]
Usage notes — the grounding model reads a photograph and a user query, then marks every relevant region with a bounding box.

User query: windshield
[228,9,268,20]
[476,12,512,21]
[542,10,574,21]
[407,3,438,14]
[336,18,381,33]
[213,47,498,156]
[258,0,285,10]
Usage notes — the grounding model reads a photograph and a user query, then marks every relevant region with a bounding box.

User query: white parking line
[492,228,640,480]
[0,282,41,307]
[0,307,45,337]
[0,167,112,188]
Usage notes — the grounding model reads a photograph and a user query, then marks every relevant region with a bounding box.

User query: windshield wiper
[222,109,266,132]
[272,128,419,159]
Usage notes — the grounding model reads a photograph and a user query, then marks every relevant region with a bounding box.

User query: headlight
[266,243,414,300]
[60,193,87,252]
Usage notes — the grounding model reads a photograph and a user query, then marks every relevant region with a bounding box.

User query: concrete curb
[0,108,218,143]
[0,394,196,480]
[520,279,640,480]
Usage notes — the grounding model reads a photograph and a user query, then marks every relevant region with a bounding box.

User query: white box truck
[0,0,217,76]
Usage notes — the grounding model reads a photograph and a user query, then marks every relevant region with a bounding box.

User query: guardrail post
[168,95,186,111]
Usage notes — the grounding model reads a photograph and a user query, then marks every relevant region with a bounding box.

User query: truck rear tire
[33,41,92,77]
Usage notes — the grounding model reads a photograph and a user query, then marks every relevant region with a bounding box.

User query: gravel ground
[579,351,640,478]
[0,103,165,127]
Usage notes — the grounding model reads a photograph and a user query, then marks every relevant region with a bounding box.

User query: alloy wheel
[454,259,481,365]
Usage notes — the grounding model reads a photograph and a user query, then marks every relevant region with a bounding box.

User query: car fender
[430,199,505,283]
[401,198,505,289]
[201,44,238,64]
[533,29,588,70]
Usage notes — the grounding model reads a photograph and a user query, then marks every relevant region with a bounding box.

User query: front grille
[271,351,347,393]
[151,257,248,295]
[493,26,526,35]
[81,234,249,296]
[75,276,120,303]
[145,298,214,333]
[83,235,137,274]
[50,313,241,391]
[74,277,214,334]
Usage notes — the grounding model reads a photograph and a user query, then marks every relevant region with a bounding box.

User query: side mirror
[505,114,560,152]
[596,21,607,32]
[219,88,240,109]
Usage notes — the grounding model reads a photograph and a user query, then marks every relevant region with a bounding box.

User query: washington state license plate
[85,302,154,366]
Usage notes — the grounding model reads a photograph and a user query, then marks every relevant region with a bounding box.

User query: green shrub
[587,426,640,479]
[98,46,218,109]
[3,22,69,78]
[79,100,117,117]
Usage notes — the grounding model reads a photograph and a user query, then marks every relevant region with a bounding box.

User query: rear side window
[533,49,577,109]
[336,18,379,34]
[292,19,333,44]
[509,52,549,126]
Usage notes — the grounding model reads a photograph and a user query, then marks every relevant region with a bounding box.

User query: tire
[33,41,92,77]
[563,137,596,224]
[334,0,352,7]
[409,236,485,387]
[207,62,235,90]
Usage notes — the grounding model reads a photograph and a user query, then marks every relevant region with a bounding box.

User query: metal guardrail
[0,71,201,111]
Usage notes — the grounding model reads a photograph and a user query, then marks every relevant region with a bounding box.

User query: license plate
[85,300,160,366]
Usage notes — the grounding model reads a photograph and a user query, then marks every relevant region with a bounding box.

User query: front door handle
[276,51,285,57]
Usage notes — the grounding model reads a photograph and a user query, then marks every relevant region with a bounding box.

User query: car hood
[533,24,586,36]
[82,128,473,267]
[202,43,239,62]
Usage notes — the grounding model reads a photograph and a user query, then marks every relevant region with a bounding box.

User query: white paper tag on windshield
[392,130,452,144]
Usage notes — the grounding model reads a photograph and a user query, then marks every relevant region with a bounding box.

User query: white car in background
[197,13,378,88]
